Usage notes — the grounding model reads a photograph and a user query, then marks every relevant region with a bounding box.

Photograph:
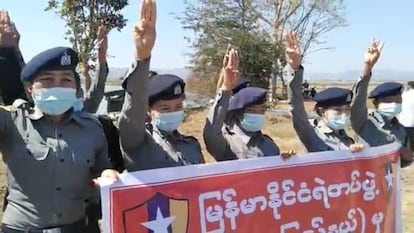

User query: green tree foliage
[177,0,283,90]
[45,0,128,67]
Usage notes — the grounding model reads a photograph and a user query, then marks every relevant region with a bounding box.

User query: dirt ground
[0,101,412,232]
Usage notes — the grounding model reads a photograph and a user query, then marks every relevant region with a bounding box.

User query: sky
[1,0,414,73]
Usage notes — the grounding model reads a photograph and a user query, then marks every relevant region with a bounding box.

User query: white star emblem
[141,207,176,233]
[384,167,393,190]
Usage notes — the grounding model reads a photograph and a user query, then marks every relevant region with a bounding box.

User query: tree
[250,0,347,100]
[177,0,283,94]
[45,0,128,67]
[178,0,347,99]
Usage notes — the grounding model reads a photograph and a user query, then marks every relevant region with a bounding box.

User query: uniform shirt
[398,88,414,127]
[287,66,354,152]
[351,76,408,147]
[203,90,279,161]
[118,59,204,172]
[0,105,110,230]
[84,62,109,113]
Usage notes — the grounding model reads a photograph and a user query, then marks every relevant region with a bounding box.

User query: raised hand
[281,150,296,160]
[134,0,156,60]
[349,143,364,153]
[284,31,301,70]
[0,11,20,48]
[221,48,239,91]
[365,38,384,69]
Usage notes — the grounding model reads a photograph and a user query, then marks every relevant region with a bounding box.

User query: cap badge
[60,53,71,66]
[174,84,182,95]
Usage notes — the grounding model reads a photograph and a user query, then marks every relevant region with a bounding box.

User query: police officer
[0,46,119,233]
[204,48,294,161]
[351,39,413,167]
[285,31,363,153]
[118,0,204,171]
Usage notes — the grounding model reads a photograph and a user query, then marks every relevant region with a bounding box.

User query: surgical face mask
[153,110,184,132]
[73,98,84,112]
[378,102,402,119]
[240,113,265,132]
[325,112,350,130]
[31,87,77,115]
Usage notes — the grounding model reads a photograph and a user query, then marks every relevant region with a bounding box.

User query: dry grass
[180,102,414,232]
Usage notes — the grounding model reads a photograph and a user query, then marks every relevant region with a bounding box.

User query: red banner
[100,142,402,233]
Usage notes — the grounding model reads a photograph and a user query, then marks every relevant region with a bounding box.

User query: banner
[100,142,402,233]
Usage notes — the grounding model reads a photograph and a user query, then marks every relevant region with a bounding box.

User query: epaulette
[0,105,17,112]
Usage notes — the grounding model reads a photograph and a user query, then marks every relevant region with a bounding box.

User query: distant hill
[87,67,414,82]
[306,69,414,82]
[102,67,190,82]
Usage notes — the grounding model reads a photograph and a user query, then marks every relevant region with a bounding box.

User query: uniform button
[56,187,61,191]
[86,159,90,163]
[164,156,169,160]
[58,134,63,138]
[59,158,64,162]
[58,213,62,218]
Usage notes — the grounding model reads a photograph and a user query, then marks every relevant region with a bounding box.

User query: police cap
[368,82,403,99]
[148,74,185,106]
[313,87,353,108]
[21,47,78,82]
[228,87,267,112]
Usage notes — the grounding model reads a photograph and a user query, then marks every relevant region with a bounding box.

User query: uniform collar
[232,123,262,144]
[370,110,399,128]
[316,119,334,134]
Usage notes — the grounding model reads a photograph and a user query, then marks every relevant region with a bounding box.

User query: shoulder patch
[0,105,17,112]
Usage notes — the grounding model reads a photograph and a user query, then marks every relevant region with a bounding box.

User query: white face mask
[378,102,402,119]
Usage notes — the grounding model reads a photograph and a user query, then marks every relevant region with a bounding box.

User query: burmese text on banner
[100,142,402,233]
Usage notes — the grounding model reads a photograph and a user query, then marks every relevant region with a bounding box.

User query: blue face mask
[378,102,402,119]
[153,110,185,132]
[73,98,84,112]
[240,113,265,132]
[326,113,350,130]
[31,87,77,115]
